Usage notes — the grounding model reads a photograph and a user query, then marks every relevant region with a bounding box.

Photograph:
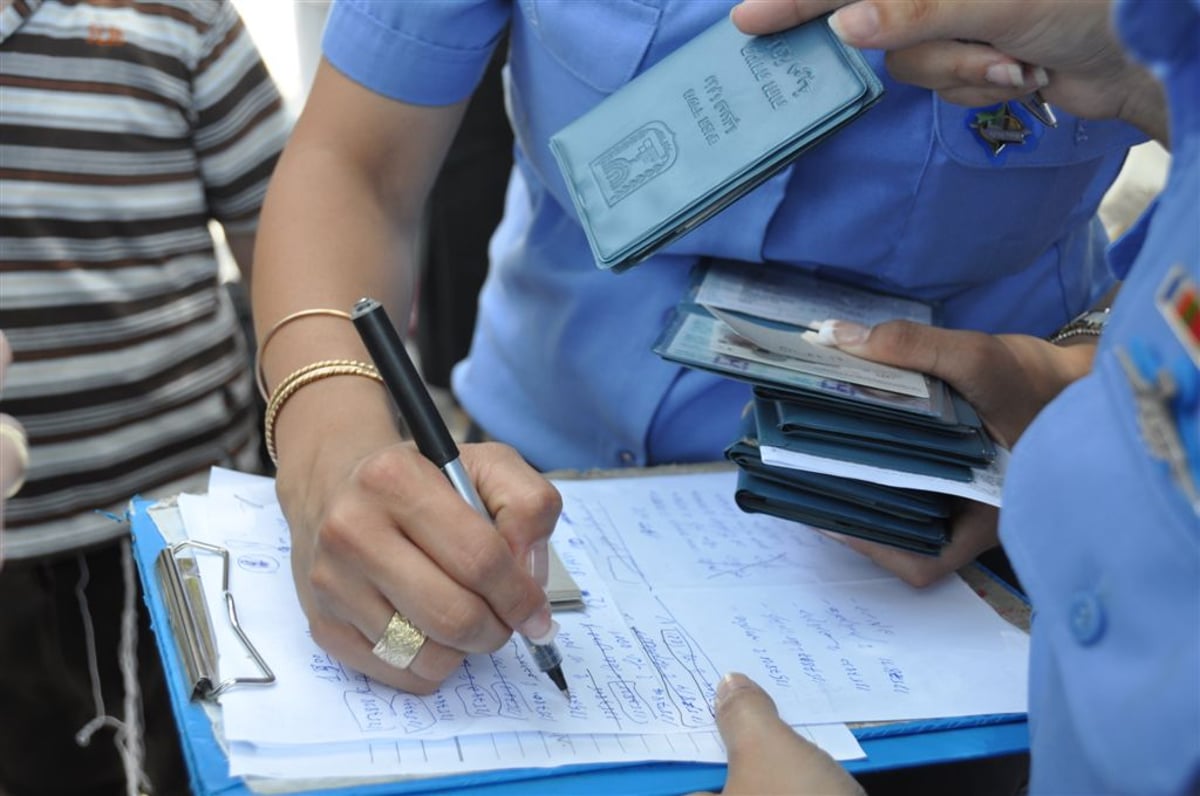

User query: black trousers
[0,541,188,796]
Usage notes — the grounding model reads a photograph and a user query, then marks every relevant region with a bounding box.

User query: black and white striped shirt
[0,0,287,557]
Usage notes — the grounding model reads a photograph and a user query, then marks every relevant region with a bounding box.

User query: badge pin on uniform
[1115,342,1200,514]
[1156,264,1200,368]
[971,90,1058,157]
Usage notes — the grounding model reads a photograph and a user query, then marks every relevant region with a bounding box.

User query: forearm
[252,139,417,393]
[262,158,426,521]
[253,59,466,386]
[251,62,468,473]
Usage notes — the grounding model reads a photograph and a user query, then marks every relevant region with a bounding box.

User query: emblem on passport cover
[591,121,678,207]
[550,15,884,271]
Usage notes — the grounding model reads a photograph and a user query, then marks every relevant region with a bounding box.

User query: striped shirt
[0,0,287,558]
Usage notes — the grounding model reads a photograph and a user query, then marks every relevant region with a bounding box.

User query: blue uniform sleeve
[322,0,509,106]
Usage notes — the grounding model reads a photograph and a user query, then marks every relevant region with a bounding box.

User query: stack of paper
[166,467,1028,783]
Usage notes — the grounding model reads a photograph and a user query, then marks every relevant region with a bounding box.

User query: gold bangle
[0,419,30,499]
[256,309,353,401]
[264,360,383,465]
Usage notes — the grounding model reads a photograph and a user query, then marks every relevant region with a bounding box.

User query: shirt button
[617,450,636,466]
[1068,591,1106,646]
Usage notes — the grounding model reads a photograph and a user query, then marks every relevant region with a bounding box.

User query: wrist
[274,376,401,499]
[1052,338,1100,387]
[1116,68,1170,146]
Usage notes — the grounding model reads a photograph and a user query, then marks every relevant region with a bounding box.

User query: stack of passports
[727,392,995,555]
[550,15,883,272]
[654,260,998,555]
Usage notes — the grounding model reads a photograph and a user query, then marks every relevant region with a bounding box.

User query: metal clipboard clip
[155,540,275,700]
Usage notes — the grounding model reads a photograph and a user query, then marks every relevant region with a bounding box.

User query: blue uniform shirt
[1001,1,1200,792]
[324,0,1141,471]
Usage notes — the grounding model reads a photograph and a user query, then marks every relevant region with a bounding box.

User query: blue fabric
[1001,1,1200,792]
[324,0,1142,471]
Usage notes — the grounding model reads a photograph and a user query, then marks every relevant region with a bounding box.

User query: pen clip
[1018,90,1058,128]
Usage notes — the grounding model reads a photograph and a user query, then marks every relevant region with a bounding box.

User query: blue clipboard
[129,496,1028,795]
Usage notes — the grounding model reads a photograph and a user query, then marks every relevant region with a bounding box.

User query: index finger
[821,0,1025,51]
[731,0,850,35]
[358,448,554,643]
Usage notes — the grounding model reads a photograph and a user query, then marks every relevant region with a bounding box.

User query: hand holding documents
[655,260,1004,553]
[139,466,1028,790]
[550,15,883,272]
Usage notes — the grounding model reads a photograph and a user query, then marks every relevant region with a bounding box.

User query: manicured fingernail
[985,63,1025,88]
[519,604,557,644]
[1031,66,1050,88]
[528,541,549,588]
[816,319,870,347]
[716,672,752,710]
[829,3,879,43]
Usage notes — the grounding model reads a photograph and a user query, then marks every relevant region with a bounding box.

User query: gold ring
[371,610,427,670]
[0,420,29,499]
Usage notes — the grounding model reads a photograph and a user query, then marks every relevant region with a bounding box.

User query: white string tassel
[73,539,149,796]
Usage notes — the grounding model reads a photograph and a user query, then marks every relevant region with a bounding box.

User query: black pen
[351,297,570,698]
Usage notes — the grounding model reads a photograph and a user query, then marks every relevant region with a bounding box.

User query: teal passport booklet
[550,15,883,272]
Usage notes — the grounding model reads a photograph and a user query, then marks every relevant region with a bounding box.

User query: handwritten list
[172,468,1027,778]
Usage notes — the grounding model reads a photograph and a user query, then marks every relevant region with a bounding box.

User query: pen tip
[546,665,569,698]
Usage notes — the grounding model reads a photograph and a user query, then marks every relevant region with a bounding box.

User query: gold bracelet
[0,419,30,499]
[256,309,353,400]
[264,360,383,465]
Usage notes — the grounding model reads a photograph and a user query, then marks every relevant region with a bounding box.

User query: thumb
[731,0,849,35]
[817,318,993,391]
[826,0,1010,50]
[715,673,864,795]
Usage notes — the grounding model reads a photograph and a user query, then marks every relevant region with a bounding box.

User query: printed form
[172,468,1027,779]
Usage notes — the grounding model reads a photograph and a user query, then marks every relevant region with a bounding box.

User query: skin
[690,673,864,796]
[731,0,1167,142]
[252,63,559,694]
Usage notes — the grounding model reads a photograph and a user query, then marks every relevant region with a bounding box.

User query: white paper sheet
[705,306,930,398]
[550,474,1026,723]
[759,443,1009,507]
[171,467,1029,780]
[227,723,860,779]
